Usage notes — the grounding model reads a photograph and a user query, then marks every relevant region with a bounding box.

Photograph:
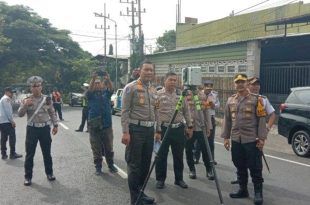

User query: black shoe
[207,169,215,180]
[10,153,23,159]
[156,180,165,189]
[75,129,83,132]
[47,174,56,181]
[95,167,103,175]
[108,164,118,173]
[174,180,188,189]
[231,179,239,184]
[189,170,196,179]
[1,154,8,160]
[142,192,155,204]
[24,178,32,186]
[254,184,263,205]
[85,130,89,132]
[194,159,199,164]
[229,186,249,198]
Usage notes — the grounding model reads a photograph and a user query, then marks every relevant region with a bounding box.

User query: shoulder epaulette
[249,93,266,98]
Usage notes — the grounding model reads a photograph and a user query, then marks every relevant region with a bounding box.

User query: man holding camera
[155,72,193,189]
[87,71,118,175]
[121,60,157,205]
[0,87,23,160]
[18,76,58,186]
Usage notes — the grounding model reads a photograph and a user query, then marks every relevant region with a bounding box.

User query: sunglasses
[32,85,41,88]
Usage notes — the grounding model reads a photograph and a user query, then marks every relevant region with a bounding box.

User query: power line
[70,33,129,40]
[234,0,270,15]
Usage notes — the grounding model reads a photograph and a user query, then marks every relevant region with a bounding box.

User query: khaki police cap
[27,76,43,86]
[234,74,247,82]
[203,80,213,89]
[248,77,260,85]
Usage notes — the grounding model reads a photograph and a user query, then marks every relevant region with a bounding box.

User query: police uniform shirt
[263,98,275,115]
[18,94,58,126]
[221,93,267,144]
[156,87,192,132]
[206,91,220,116]
[121,79,158,133]
[187,92,212,132]
[0,95,14,124]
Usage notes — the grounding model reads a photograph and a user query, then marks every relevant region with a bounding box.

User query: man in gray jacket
[0,87,22,160]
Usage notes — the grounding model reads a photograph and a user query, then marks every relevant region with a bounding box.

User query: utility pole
[137,0,146,61]
[120,0,138,56]
[94,7,118,88]
[176,0,181,23]
[120,0,145,69]
[94,3,110,67]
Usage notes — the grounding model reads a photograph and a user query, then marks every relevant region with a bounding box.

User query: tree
[155,30,176,53]
[0,2,99,93]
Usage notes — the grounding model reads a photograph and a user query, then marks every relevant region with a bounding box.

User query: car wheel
[291,130,310,157]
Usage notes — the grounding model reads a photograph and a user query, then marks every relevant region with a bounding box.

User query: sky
[3,0,310,56]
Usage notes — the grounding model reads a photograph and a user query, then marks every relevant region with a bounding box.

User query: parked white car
[111,89,123,115]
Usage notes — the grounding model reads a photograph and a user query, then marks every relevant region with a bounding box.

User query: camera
[96,70,107,77]
[46,96,52,105]
[182,67,202,86]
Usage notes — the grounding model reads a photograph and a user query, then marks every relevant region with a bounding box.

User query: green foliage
[0,2,99,93]
[155,30,176,53]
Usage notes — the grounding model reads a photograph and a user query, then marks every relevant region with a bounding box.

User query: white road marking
[113,164,128,179]
[59,122,69,130]
[214,141,310,168]
[102,157,128,179]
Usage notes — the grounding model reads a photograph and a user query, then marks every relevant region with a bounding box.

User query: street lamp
[106,18,118,89]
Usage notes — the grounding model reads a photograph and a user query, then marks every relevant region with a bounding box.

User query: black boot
[95,164,103,175]
[229,184,249,198]
[106,152,118,173]
[254,183,263,205]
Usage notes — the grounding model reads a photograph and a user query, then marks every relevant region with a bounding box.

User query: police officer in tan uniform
[155,72,193,189]
[121,60,157,205]
[18,76,58,186]
[185,89,213,180]
[221,74,267,205]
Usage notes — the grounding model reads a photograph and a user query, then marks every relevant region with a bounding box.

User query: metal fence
[260,61,310,112]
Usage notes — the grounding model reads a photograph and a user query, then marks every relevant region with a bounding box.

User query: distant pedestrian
[76,83,89,132]
[18,76,58,186]
[0,87,23,160]
[52,88,64,121]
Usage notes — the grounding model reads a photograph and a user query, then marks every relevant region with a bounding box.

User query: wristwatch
[54,124,58,128]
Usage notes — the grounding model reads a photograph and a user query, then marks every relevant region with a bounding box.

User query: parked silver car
[68,92,83,107]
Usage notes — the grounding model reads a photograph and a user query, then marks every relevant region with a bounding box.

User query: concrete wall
[177,2,310,49]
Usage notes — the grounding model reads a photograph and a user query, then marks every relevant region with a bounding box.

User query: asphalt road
[0,106,309,205]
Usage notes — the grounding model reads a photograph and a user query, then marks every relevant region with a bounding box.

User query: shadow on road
[31,180,83,204]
